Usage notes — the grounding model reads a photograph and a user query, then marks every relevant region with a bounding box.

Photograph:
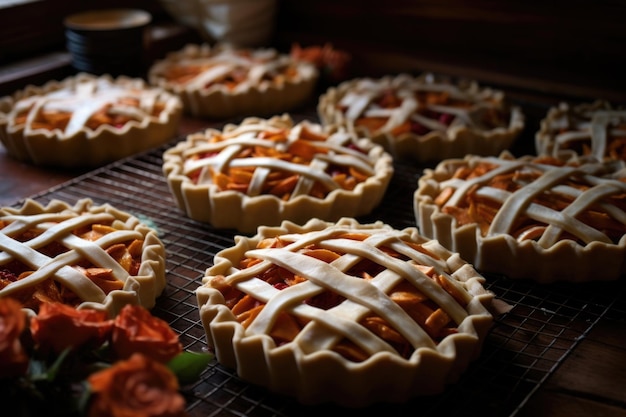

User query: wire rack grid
[17,134,625,417]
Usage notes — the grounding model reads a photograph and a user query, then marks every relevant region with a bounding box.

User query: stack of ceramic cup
[64,9,151,77]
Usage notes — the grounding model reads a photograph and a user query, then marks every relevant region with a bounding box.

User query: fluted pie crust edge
[196,217,494,406]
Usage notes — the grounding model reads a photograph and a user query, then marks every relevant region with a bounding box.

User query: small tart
[318,73,524,162]
[148,44,318,119]
[162,114,394,234]
[196,217,493,406]
[535,100,626,163]
[0,73,182,169]
[414,152,626,282]
[0,199,166,316]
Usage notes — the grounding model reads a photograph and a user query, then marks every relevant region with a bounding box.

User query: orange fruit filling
[348,89,504,136]
[435,158,626,244]
[213,232,465,362]
[14,97,166,132]
[186,125,371,200]
[0,221,143,311]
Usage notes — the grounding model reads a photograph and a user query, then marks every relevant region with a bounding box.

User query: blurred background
[1,0,624,102]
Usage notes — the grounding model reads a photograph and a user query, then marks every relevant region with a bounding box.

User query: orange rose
[112,304,182,363]
[0,297,29,378]
[88,353,187,417]
[30,302,113,354]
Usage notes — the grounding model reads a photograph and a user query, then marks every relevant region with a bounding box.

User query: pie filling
[0,199,165,314]
[328,73,518,138]
[204,221,491,363]
[7,76,172,138]
[182,119,378,201]
[346,85,506,137]
[428,155,626,248]
[159,48,303,92]
[537,101,626,162]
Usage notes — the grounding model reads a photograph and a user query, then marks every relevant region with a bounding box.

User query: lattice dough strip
[489,166,579,234]
[314,153,374,175]
[247,248,433,349]
[232,157,339,191]
[443,159,526,207]
[0,212,114,263]
[381,95,418,133]
[590,113,609,160]
[537,182,626,247]
[390,240,473,305]
[320,238,467,324]
[473,185,613,244]
[554,131,589,145]
[0,231,143,300]
[291,159,327,196]
[224,123,284,139]
[248,166,271,196]
[243,243,411,342]
[186,64,235,90]
[0,210,148,301]
[62,230,142,282]
[441,156,626,244]
[222,226,398,287]
[293,268,410,354]
[0,232,106,301]
[233,277,400,355]
[183,136,269,159]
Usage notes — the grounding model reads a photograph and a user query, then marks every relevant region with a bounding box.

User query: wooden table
[1,112,625,417]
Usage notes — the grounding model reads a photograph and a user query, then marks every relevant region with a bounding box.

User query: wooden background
[0,0,624,102]
[273,0,626,103]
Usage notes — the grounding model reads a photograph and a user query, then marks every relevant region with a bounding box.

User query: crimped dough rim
[196,217,494,406]
[0,198,166,317]
[414,154,626,282]
[318,73,525,162]
[148,44,318,119]
[0,73,182,168]
[162,114,395,234]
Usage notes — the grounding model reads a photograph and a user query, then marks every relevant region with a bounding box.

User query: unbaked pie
[162,114,394,233]
[318,73,525,162]
[535,100,626,163]
[196,217,494,406]
[0,73,182,169]
[0,198,166,316]
[414,152,626,282]
[148,44,318,119]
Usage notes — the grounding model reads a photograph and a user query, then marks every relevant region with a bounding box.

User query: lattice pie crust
[148,44,318,119]
[535,100,626,163]
[414,152,626,282]
[318,73,524,162]
[0,73,182,169]
[0,199,166,316]
[196,217,493,406]
[162,114,394,234]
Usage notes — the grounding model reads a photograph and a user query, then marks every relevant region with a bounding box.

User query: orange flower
[30,302,113,354]
[0,297,29,378]
[88,353,187,417]
[112,304,182,363]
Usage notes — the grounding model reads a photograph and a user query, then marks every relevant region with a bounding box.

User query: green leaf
[76,380,92,416]
[44,348,72,382]
[28,348,72,382]
[167,351,213,385]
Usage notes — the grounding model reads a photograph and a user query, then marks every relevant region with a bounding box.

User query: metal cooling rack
[18,133,626,417]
